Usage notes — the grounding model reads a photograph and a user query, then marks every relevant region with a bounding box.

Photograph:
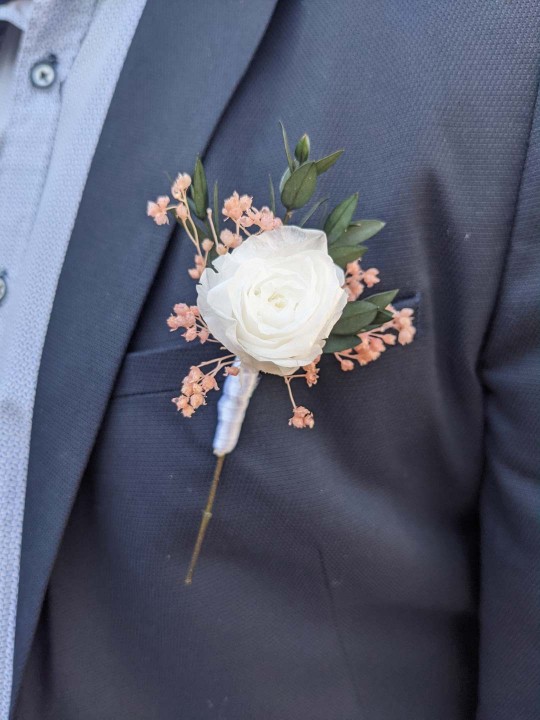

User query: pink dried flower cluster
[172,354,236,419]
[171,173,192,199]
[222,192,252,221]
[172,365,220,418]
[188,254,206,280]
[148,174,212,281]
[147,196,170,226]
[391,306,416,345]
[166,303,210,344]
[222,191,282,233]
[280,359,321,429]
[303,361,319,387]
[289,406,315,429]
[345,260,380,301]
[215,228,242,256]
[334,305,416,371]
[148,179,282,287]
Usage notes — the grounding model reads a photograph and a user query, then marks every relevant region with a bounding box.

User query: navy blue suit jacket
[12,1,540,718]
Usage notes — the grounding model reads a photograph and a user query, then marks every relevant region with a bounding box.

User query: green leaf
[331,299,378,335]
[213,180,220,234]
[346,219,386,243]
[324,193,359,242]
[268,174,276,215]
[294,133,310,163]
[364,289,398,310]
[191,157,208,220]
[279,121,295,173]
[279,167,291,194]
[328,244,367,268]
[280,162,318,210]
[185,198,209,239]
[323,308,394,352]
[362,309,394,331]
[315,149,344,175]
[337,220,385,247]
[323,333,361,354]
[333,227,368,247]
[299,197,328,227]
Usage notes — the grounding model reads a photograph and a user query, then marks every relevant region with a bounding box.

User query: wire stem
[184,453,226,585]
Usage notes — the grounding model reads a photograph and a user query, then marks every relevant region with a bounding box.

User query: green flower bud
[294,133,310,164]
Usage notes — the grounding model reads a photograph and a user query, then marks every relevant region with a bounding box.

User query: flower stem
[197,353,235,369]
[206,208,219,244]
[184,453,226,585]
[284,375,297,409]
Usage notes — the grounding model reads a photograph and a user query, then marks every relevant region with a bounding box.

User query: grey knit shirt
[0,0,147,713]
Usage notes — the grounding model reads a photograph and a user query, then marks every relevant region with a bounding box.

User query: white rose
[197,225,348,375]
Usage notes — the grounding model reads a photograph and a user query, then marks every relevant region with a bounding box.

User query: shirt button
[0,272,7,305]
[30,56,57,89]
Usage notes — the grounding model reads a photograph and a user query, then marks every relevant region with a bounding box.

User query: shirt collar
[0,0,32,34]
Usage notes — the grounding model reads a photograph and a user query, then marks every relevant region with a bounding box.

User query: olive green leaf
[362,308,394,331]
[328,244,368,268]
[323,333,362,354]
[186,197,210,237]
[338,220,385,246]
[279,121,295,173]
[268,174,276,215]
[315,149,344,175]
[279,167,291,194]
[323,302,396,352]
[191,156,208,220]
[324,193,359,242]
[299,197,328,227]
[281,162,318,210]
[294,133,310,164]
[333,227,368,247]
[331,299,378,336]
[364,289,398,310]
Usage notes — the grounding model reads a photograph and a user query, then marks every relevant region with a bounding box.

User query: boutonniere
[148,125,415,583]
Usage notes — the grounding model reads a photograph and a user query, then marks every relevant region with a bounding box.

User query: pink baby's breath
[392,306,416,345]
[172,356,235,419]
[302,360,320,387]
[147,196,170,225]
[289,406,315,429]
[171,173,191,199]
[176,203,188,221]
[345,260,380,301]
[222,192,252,222]
[333,303,416,370]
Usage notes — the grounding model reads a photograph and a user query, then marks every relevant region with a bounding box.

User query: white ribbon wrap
[212,362,260,456]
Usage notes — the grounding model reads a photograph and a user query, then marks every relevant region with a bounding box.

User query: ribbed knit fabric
[0,0,146,713]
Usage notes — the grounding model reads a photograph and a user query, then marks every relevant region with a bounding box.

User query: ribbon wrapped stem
[184,363,259,584]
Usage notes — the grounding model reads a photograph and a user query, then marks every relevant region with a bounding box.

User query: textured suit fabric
[14,1,540,719]
[478,76,540,718]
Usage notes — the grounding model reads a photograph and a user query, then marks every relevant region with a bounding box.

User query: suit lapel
[12,0,278,706]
